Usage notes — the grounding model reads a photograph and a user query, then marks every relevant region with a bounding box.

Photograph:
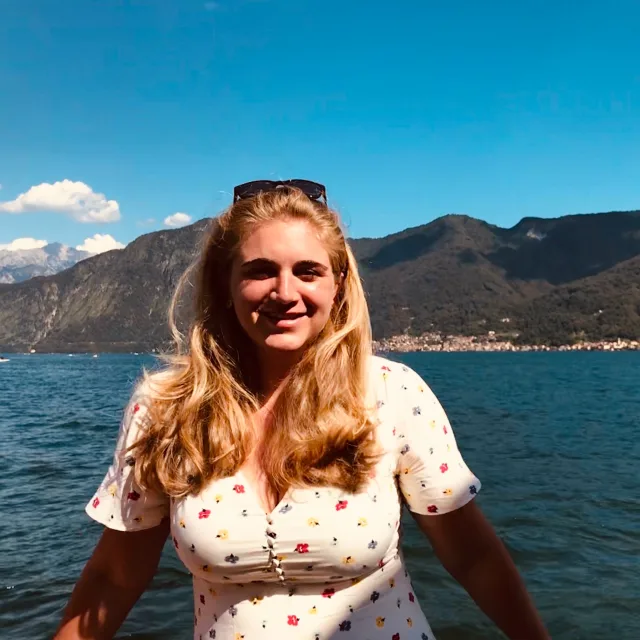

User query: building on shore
[373,332,640,353]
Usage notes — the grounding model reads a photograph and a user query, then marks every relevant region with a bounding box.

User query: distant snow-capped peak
[0,242,92,283]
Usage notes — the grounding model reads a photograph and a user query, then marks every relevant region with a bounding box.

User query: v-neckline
[236,469,290,519]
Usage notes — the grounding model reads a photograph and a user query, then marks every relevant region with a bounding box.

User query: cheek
[234,282,268,308]
[306,282,337,315]
[231,286,267,333]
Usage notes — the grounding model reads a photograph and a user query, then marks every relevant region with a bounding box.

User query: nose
[271,270,297,303]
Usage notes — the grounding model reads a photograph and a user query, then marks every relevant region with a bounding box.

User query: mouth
[260,310,307,329]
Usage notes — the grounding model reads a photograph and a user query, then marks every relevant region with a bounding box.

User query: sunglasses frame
[233,179,327,203]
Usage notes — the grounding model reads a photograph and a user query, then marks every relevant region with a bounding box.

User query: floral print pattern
[86,356,481,639]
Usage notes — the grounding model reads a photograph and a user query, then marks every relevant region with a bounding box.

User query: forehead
[237,219,331,265]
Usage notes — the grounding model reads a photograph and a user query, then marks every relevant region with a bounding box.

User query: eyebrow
[240,258,330,273]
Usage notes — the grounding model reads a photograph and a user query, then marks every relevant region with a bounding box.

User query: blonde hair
[132,187,377,500]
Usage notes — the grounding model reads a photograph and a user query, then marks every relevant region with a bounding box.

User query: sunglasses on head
[233,179,327,203]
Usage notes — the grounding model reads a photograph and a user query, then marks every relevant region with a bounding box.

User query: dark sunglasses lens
[288,180,326,200]
[233,179,326,201]
[234,180,275,200]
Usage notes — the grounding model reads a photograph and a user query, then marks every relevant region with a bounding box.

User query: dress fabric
[86,356,481,639]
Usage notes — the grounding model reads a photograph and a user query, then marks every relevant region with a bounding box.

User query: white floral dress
[87,356,481,640]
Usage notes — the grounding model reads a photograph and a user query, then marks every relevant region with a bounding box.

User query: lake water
[1,352,638,639]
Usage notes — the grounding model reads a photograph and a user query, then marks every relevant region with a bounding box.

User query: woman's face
[229,219,339,357]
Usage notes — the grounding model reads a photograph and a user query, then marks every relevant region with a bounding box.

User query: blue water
[1,352,638,639]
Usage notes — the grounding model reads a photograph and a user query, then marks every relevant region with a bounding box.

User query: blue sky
[1,0,639,254]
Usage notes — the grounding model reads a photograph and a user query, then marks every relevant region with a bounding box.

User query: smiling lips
[261,310,307,328]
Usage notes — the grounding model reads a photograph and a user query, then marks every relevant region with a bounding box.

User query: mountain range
[0,209,639,352]
[0,243,90,284]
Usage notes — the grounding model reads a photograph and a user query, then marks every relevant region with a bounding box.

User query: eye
[244,266,276,280]
[247,270,270,280]
[297,268,322,282]
[294,261,327,281]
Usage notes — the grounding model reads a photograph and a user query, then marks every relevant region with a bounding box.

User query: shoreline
[373,333,640,353]
[2,335,640,356]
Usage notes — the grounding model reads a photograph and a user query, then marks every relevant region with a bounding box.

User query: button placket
[265,517,286,584]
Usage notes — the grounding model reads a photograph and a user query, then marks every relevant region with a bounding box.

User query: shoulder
[367,356,446,425]
[368,354,409,376]
[368,355,431,394]
[115,377,158,447]
[128,368,174,416]
[126,378,155,420]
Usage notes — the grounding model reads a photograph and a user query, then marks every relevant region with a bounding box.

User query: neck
[257,350,302,400]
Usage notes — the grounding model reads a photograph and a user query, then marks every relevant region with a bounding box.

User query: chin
[262,333,310,353]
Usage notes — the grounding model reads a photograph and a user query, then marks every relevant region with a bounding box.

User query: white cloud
[0,179,121,223]
[164,212,192,228]
[76,234,125,255]
[0,237,48,252]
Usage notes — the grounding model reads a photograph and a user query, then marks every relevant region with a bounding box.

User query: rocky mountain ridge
[0,210,639,352]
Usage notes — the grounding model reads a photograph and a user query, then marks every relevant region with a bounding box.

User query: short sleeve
[85,388,170,531]
[393,365,481,516]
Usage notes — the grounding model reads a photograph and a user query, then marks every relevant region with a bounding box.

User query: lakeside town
[373,331,640,353]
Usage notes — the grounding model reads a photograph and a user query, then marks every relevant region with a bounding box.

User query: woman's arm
[413,501,549,640]
[54,520,169,640]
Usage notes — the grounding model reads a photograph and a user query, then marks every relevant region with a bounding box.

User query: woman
[55,180,548,639]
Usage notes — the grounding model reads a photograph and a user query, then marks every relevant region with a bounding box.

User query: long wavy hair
[131,187,377,500]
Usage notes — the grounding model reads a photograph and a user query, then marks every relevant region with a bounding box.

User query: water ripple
[1,352,638,638]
